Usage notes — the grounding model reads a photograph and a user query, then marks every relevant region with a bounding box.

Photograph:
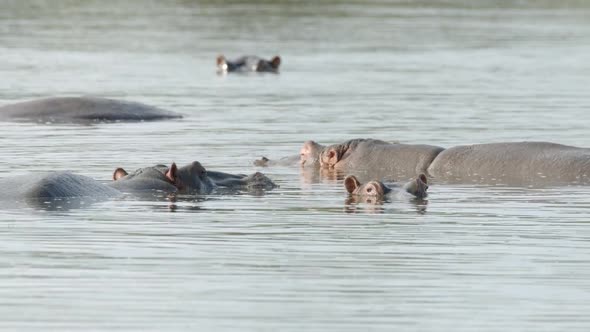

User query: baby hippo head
[344,175,391,197]
[300,140,324,167]
[344,174,429,199]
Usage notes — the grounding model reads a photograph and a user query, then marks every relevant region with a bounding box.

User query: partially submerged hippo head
[217,55,281,73]
[344,174,429,199]
[111,161,215,194]
[300,140,325,168]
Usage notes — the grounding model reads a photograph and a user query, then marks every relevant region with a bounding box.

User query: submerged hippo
[344,174,429,199]
[216,55,281,73]
[0,161,276,210]
[255,139,590,186]
[111,161,276,194]
[0,96,183,124]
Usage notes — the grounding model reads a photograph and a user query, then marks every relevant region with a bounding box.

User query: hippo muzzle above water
[0,96,183,124]
[344,174,429,199]
[217,55,281,73]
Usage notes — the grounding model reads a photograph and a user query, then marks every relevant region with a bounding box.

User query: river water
[1,1,590,331]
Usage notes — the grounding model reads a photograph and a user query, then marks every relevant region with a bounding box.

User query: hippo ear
[166,162,178,183]
[344,175,361,194]
[216,55,226,66]
[418,173,428,189]
[112,167,128,181]
[325,148,340,166]
[270,56,281,68]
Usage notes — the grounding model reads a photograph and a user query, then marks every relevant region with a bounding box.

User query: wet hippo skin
[426,142,590,185]
[256,139,590,186]
[0,162,277,210]
[0,96,183,124]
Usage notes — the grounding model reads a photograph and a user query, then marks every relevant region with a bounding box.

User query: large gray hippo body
[0,162,276,210]
[256,139,590,186]
[427,142,590,185]
[0,96,183,124]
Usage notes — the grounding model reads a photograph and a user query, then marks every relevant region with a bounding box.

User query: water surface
[1,1,590,331]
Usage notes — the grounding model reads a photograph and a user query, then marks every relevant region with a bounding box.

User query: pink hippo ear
[323,148,340,167]
[166,162,178,183]
[344,175,361,194]
[112,167,128,181]
[271,56,281,68]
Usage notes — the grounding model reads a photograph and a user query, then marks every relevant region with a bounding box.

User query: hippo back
[0,96,183,123]
[427,142,590,185]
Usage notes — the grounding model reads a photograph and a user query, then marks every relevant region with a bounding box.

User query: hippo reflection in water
[217,55,281,73]
[0,96,183,124]
[255,138,590,186]
[0,161,276,210]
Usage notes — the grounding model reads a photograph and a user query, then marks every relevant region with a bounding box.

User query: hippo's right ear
[418,173,429,189]
[166,162,178,183]
[344,175,361,194]
[270,56,281,68]
[113,168,128,181]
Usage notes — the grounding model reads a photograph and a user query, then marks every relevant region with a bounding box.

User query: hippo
[0,161,276,210]
[216,55,281,73]
[0,96,183,124]
[111,161,277,194]
[426,142,590,185]
[344,174,429,199]
[256,138,444,181]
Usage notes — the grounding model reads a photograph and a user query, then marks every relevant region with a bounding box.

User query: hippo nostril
[367,187,372,193]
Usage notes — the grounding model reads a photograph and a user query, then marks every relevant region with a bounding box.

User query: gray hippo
[216,55,281,73]
[111,161,276,194]
[427,142,590,185]
[0,161,276,210]
[344,174,429,199]
[0,96,183,124]
[255,139,590,186]
[256,138,444,181]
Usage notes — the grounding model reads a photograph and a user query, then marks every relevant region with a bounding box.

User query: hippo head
[344,175,391,197]
[165,161,215,194]
[300,140,325,168]
[256,56,281,72]
[403,174,429,198]
[112,161,215,194]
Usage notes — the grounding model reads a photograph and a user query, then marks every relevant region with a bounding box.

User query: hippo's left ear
[166,163,178,183]
[270,56,281,68]
[113,167,128,181]
[344,175,361,194]
[323,148,340,167]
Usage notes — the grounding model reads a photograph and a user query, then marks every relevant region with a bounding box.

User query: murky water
[1,1,590,330]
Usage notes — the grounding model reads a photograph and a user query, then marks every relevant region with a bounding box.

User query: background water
[1,0,590,330]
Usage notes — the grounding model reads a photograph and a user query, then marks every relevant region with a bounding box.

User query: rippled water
[1,1,590,330]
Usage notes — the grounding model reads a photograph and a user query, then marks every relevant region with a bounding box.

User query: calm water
[1,1,590,330]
